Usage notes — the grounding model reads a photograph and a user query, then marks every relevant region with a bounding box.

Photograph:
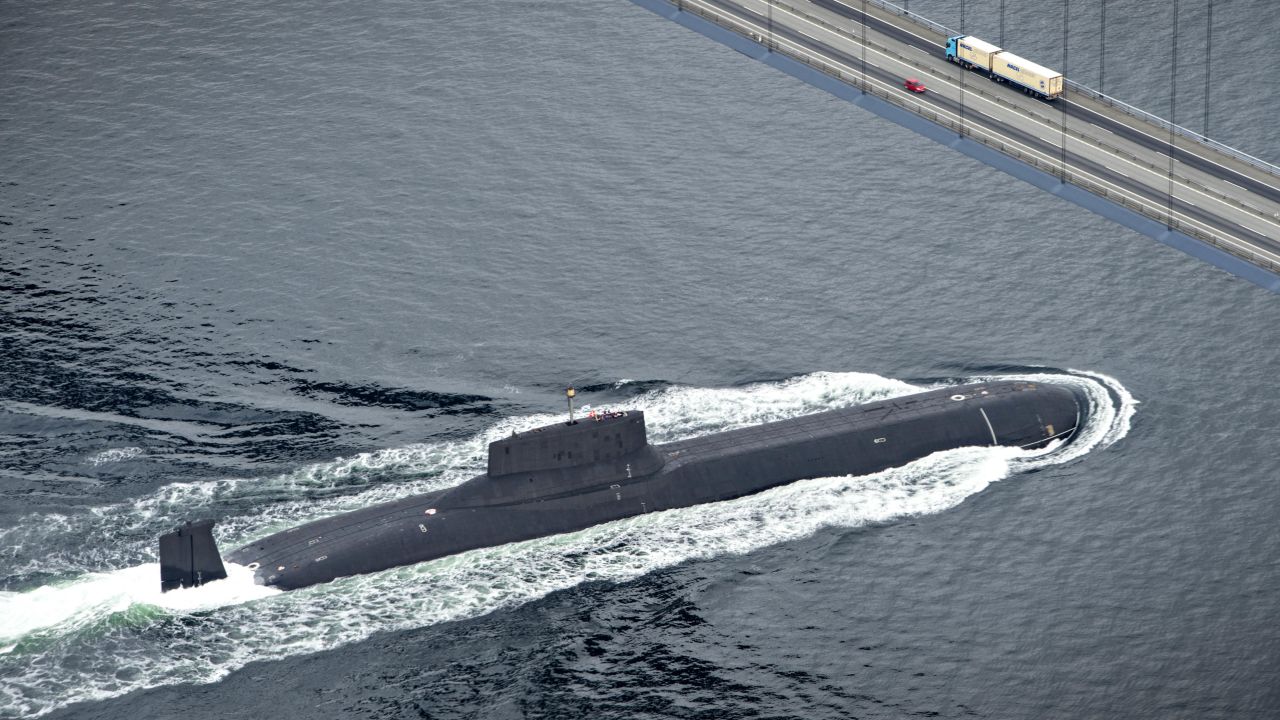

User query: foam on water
[0,564,276,645]
[0,372,917,580]
[0,371,1134,718]
[84,447,144,466]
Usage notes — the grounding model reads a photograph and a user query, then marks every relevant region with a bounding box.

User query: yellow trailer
[946,35,1002,71]
[991,51,1064,100]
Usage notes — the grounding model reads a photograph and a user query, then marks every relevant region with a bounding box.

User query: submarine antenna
[566,387,576,425]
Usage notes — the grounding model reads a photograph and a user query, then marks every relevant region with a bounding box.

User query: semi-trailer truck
[945,35,1064,101]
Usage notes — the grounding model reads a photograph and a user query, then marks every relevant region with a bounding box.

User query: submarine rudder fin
[159,519,228,592]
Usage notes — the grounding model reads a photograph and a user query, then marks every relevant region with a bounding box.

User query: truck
[945,35,1064,101]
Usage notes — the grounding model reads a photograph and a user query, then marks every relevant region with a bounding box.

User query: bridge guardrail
[661,0,1280,275]
[1061,79,1280,181]
[861,0,1280,181]
[770,0,1279,225]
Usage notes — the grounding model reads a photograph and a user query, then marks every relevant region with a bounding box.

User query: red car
[904,77,927,93]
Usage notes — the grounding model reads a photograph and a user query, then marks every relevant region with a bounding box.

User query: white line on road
[679,0,1280,263]
[741,0,1280,237]
[826,0,1280,191]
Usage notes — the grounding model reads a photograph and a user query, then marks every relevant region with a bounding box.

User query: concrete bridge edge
[625,0,1280,295]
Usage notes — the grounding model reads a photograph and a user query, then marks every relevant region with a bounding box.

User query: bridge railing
[1062,79,1280,181]
[856,0,950,39]
[661,0,1280,275]
[863,0,1280,181]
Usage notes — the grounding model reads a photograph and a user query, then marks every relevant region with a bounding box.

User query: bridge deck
[635,0,1280,290]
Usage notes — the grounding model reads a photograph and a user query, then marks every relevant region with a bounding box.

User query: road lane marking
[1062,97,1278,189]
[823,0,1280,192]
[680,0,1280,262]
[734,0,1280,236]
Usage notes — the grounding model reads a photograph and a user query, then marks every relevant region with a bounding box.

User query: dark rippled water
[3,0,1278,718]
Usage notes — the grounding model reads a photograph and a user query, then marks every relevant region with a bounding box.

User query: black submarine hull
[179,380,1083,591]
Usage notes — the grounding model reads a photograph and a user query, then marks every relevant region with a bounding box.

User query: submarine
[160,380,1083,592]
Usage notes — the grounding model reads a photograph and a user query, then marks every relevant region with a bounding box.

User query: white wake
[0,370,1134,718]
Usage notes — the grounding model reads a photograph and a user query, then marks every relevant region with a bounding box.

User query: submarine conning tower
[487,410,664,481]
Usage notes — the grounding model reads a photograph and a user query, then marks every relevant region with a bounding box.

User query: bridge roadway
[662,0,1280,278]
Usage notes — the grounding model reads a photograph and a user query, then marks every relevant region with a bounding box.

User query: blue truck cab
[945,35,963,62]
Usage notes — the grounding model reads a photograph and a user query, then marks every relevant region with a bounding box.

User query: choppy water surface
[2,0,1278,718]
